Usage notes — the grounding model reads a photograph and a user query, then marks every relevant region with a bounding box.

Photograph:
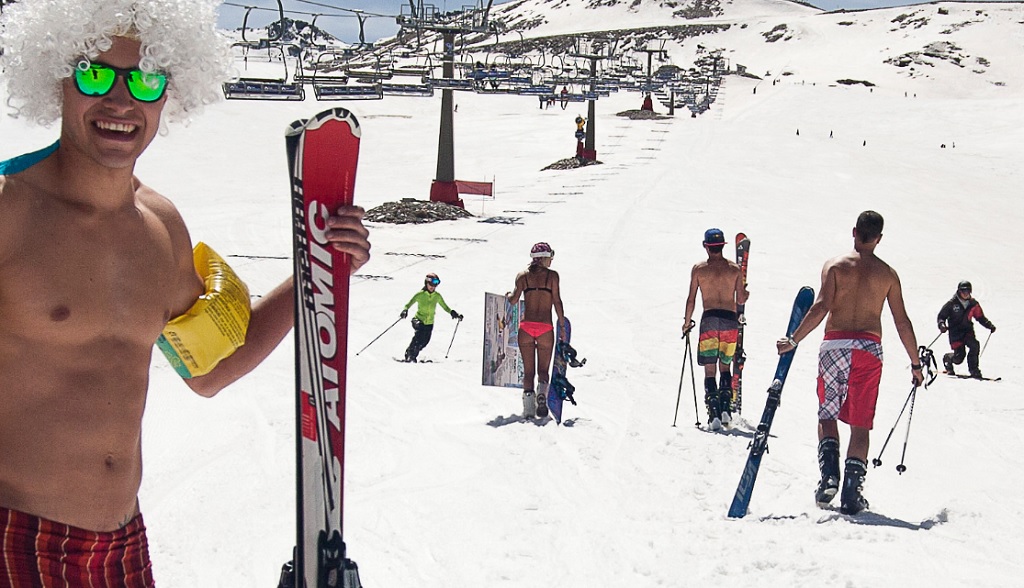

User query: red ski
[280,108,363,588]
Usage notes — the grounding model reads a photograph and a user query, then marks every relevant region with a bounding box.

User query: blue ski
[727,286,815,519]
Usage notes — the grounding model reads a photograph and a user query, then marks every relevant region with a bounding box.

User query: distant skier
[937,280,995,379]
[641,93,654,111]
[400,273,462,362]
[776,211,923,515]
[682,229,749,430]
[507,242,565,418]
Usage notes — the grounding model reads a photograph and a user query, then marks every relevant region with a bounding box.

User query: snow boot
[522,390,537,419]
[814,437,841,506]
[704,377,721,430]
[536,382,549,418]
[840,458,869,515]
[942,353,955,374]
[969,369,983,379]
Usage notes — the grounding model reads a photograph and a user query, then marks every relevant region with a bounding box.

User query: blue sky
[215,0,998,43]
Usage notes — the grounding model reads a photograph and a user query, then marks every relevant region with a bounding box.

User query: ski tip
[286,108,362,138]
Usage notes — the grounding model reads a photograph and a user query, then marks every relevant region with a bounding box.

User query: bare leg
[535,329,556,385]
[518,329,537,391]
[847,426,870,462]
[819,420,840,443]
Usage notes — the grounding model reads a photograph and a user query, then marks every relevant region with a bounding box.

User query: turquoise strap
[0,140,60,175]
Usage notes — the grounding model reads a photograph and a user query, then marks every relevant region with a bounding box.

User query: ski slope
[2,2,1023,586]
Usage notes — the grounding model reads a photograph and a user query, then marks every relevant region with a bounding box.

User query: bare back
[692,257,744,311]
[820,251,898,336]
[510,266,564,324]
[0,159,201,531]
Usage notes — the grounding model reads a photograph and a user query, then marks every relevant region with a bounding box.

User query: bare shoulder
[0,174,28,262]
[134,181,194,265]
[135,182,181,222]
[875,255,900,283]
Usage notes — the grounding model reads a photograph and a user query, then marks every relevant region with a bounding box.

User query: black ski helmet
[958,280,972,293]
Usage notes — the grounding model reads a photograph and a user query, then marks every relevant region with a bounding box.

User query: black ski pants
[947,331,981,374]
[406,320,434,360]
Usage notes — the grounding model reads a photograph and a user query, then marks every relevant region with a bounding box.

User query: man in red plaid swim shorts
[777,211,924,516]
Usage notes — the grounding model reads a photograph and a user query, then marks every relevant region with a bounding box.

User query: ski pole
[896,386,919,474]
[445,317,462,358]
[688,329,699,427]
[871,385,917,468]
[980,330,993,358]
[924,332,942,351]
[355,316,403,356]
[672,347,686,427]
[672,321,697,427]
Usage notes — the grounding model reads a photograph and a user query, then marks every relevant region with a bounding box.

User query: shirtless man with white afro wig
[0,1,371,584]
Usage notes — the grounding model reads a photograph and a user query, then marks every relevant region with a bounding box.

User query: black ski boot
[536,382,549,418]
[942,353,955,374]
[704,377,721,430]
[718,371,733,425]
[814,437,841,506]
[840,458,869,515]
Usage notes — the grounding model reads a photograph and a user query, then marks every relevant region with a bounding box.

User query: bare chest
[0,208,179,346]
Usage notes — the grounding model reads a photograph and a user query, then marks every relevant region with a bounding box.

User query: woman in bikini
[507,242,565,417]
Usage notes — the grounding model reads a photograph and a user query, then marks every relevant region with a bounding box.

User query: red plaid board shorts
[816,331,883,429]
[0,507,154,587]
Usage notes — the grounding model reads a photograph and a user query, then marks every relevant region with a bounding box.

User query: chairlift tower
[397,1,500,207]
[637,39,669,98]
[567,37,618,161]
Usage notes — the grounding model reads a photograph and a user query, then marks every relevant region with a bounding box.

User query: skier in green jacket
[400,273,462,362]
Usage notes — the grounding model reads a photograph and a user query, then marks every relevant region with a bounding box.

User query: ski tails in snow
[727,286,814,519]
[282,108,363,588]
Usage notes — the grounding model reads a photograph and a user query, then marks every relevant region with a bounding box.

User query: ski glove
[990,324,997,332]
[450,310,463,320]
[938,322,947,333]
[400,309,408,319]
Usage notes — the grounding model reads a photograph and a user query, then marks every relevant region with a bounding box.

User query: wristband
[911,363,922,370]
[786,336,798,348]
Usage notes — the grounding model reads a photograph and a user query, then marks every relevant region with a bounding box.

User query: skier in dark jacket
[937,280,996,378]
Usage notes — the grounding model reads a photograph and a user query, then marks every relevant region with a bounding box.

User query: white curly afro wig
[0,0,235,125]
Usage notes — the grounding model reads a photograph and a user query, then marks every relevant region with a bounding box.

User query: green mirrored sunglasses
[73,62,168,103]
